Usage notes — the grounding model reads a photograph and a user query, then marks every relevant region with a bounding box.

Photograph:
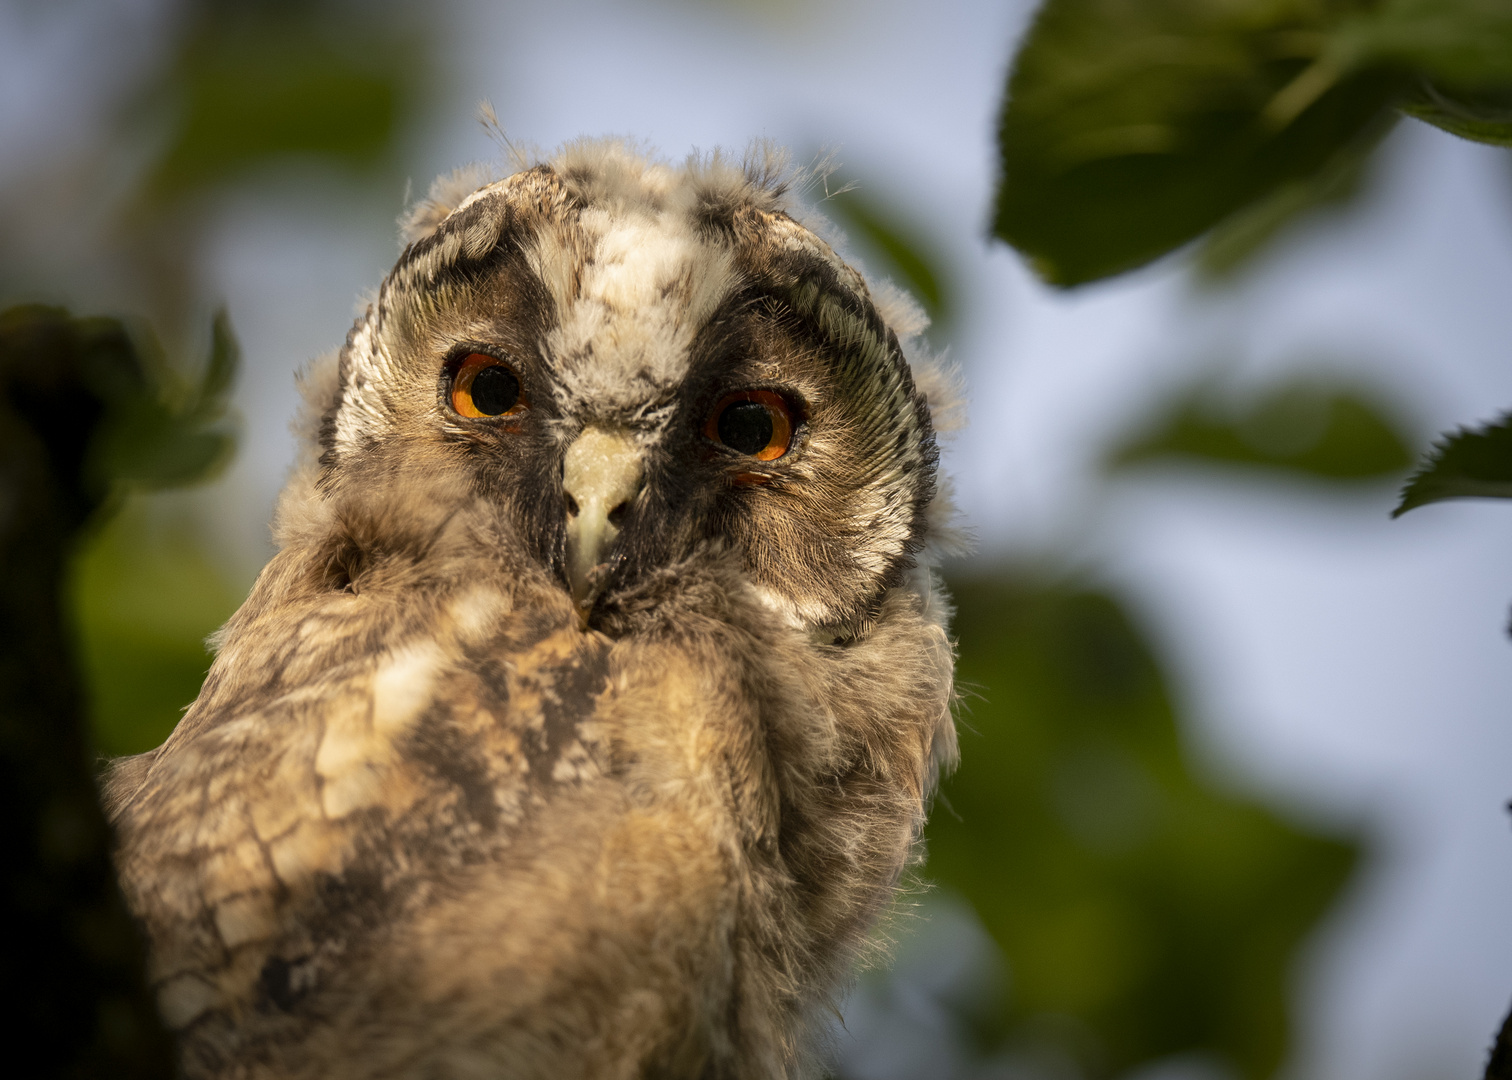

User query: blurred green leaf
[1392,411,1512,516]
[824,189,952,326]
[71,501,242,756]
[142,4,417,203]
[993,0,1405,286]
[1108,376,1414,481]
[0,305,239,502]
[198,307,239,405]
[926,575,1360,1078]
[1400,80,1512,145]
[1346,0,1512,86]
[1197,114,1390,277]
[1352,0,1512,144]
[0,305,243,755]
[994,0,1512,286]
[89,310,238,491]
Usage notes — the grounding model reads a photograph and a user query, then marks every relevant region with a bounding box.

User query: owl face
[313,143,939,637]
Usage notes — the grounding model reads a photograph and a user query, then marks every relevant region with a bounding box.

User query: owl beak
[562,426,644,625]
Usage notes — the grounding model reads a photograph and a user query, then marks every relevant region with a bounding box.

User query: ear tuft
[399,163,498,245]
[868,278,931,344]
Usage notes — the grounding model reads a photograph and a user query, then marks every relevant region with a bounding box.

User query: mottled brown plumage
[106,140,959,1079]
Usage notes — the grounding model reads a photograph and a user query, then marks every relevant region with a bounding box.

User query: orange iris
[703,390,794,462]
[450,353,525,418]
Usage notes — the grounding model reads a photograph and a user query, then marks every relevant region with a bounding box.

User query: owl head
[282,139,955,641]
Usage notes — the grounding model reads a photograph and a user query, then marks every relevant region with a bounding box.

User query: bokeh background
[3,1,1510,1078]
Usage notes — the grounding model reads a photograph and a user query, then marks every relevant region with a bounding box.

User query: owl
[104,139,960,1079]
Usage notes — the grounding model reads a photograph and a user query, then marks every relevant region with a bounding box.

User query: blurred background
[3,1,1510,1078]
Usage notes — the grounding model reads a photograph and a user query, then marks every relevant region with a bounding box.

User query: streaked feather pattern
[107,138,958,1079]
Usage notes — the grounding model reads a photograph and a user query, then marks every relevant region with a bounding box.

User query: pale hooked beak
[562,426,643,625]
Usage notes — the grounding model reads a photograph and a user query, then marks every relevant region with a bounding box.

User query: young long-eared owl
[105,139,960,1080]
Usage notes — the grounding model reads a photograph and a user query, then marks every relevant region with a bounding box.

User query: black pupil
[469,364,520,415]
[717,400,774,455]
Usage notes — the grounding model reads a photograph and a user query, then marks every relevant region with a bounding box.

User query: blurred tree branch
[0,305,235,1076]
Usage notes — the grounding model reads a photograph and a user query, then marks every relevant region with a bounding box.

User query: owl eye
[450,353,525,418]
[704,390,794,461]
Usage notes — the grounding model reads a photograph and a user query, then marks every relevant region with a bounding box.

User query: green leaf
[1349,0,1512,87]
[823,189,952,326]
[89,312,239,491]
[994,0,1407,286]
[0,306,240,503]
[1400,79,1512,145]
[926,576,1360,1077]
[198,308,240,408]
[1392,412,1512,516]
[1198,112,1392,277]
[1108,376,1414,481]
[992,0,1512,286]
[0,308,243,755]
[1348,0,1512,144]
